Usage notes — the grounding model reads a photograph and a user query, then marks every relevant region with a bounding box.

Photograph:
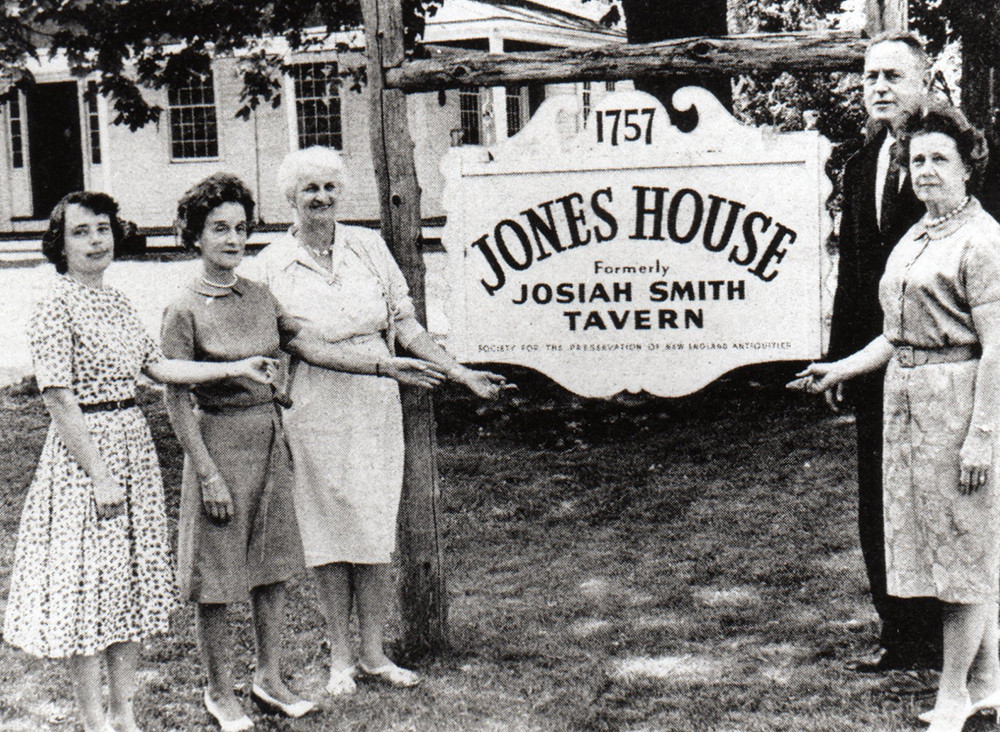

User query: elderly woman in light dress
[245,146,506,694]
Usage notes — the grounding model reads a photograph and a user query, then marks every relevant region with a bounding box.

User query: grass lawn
[0,368,984,731]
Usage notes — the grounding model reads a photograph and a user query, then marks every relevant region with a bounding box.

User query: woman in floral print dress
[2,192,276,732]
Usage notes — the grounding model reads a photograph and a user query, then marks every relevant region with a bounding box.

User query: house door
[26,82,83,218]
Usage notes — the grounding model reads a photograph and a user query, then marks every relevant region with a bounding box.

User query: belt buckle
[898,346,915,368]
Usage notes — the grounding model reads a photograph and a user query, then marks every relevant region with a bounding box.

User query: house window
[459,88,481,145]
[506,86,526,136]
[582,81,592,122]
[7,92,23,168]
[291,62,342,150]
[168,73,218,160]
[606,81,616,92]
[86,81,101,165]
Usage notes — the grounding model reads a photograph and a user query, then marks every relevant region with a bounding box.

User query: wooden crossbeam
[388,31,867,93]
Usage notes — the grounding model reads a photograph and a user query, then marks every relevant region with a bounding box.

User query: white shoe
[251,683,315,718]
[358,660,421,687]
[326,666,358,696]
[204,690,253,732]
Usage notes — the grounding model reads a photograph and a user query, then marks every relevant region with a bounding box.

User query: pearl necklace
[201,274,237,289]
[926,195,971,228]
[305,244,332,258]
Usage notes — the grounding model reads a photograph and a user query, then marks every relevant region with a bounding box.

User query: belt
[895,344,977,368]
[79,398,136,413]
[197,399,281,414]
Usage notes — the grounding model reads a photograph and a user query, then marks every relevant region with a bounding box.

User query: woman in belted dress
[2,191,276,732]
[162,173,447,730]
[801,104,1000,732]
[245,147,506,695]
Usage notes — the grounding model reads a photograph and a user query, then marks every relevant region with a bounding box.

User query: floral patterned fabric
[883,359,999,602]
[878,200,1000,603]
[3,275,175,658]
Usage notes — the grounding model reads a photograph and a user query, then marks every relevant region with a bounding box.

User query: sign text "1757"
[596,108,656,146]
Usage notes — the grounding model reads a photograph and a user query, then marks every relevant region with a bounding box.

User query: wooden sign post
[360,0,447,658]
[865,0,907,35]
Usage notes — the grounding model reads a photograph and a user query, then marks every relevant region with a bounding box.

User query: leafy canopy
[0,0,439,130]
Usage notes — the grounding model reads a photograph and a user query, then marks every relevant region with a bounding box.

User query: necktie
[880,141,904,233]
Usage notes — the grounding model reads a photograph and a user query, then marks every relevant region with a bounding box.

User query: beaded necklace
[201,273,237,290]
[926,195,971,229]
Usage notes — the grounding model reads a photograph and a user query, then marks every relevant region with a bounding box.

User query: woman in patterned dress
[245,147,506,695]
[3,192,276,732]
[162,173,445,731]
[801,105,1000,732]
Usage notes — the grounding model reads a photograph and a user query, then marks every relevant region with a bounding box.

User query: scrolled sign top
[440,88,834,398]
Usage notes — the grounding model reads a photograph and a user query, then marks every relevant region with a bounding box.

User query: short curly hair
[900,103,989,186]
[277,146,344,205]
[176,173,256,249]
[41,191,124,274]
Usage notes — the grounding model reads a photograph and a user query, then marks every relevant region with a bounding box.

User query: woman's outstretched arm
[145,356,276,386]
[794,335,894,393]
[285,330,447,389]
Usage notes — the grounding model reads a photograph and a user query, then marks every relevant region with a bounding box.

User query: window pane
[168,73,219,160]
[292,62,342,150]
[506,86,524,137]
[8,93,23,169]
[460,88,481,145]
[87,82,102,165]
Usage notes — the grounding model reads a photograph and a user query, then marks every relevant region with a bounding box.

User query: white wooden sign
[440,88,833,397]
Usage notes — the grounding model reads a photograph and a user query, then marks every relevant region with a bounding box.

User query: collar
[57,273,111,293]
[915,196,982,241]
[189,274,246,298]
[269,224,358,275]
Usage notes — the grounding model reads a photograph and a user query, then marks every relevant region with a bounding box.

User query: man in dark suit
[829,32,940,673]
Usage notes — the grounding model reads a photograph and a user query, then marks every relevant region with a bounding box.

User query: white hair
[277,146,345,205]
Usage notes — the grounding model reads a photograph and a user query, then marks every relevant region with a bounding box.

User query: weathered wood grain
[388,32,867,92]
[360,0,448,658]
[864,0,908,36]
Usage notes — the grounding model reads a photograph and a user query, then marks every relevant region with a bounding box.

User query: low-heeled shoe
[251,684,315,718]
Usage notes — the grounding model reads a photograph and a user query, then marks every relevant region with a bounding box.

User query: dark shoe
[911,652,943,672]
[844,647,909,673]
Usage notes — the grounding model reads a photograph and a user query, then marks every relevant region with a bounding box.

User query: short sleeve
[28,295,73,390]
[160,300,196,361]
[962,230,1000,308]
[141,330,165,369]
[374,233,424,347]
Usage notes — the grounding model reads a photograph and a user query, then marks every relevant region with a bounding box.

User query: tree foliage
[730,0,957,142]
[0,0,440,130]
